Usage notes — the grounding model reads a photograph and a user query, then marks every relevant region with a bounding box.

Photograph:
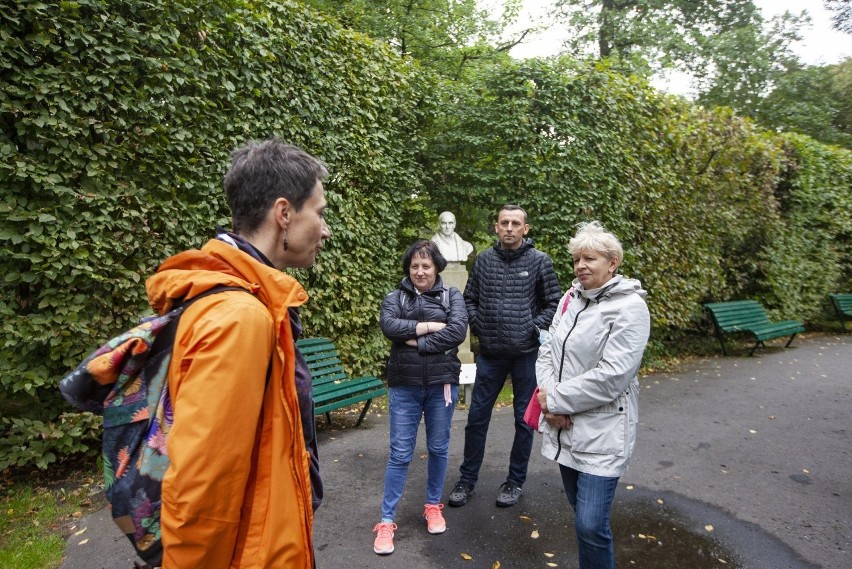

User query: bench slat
[296,337,387,426]
[313,378,384,398]
[315,382,386,402]
[315,389,387,416]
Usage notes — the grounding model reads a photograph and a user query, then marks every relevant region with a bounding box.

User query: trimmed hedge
[422,57,850,336]
[2,8,849,471]
[0,0,427,469]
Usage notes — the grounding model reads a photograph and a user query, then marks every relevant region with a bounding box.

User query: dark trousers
[458,351,537,487]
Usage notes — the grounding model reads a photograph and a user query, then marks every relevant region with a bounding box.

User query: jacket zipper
[553,297,590,462]
[419,293,429,388]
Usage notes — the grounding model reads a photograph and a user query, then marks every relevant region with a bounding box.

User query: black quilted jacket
[380,276,469,388]
[464,239,561,357]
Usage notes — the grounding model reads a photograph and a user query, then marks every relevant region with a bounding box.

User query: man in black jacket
[448,204,561,508]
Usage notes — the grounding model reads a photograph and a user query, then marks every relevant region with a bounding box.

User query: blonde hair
[567,221,623,264]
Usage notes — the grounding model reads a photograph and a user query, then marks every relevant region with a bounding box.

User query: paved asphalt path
[61,333,850,569]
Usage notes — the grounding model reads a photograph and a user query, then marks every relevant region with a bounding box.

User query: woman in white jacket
[535,221,650,569]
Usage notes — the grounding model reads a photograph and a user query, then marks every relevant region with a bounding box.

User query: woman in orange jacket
[144,139,330,568]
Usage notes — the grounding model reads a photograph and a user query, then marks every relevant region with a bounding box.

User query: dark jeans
[458,351,537,487]
[560,465,619,569]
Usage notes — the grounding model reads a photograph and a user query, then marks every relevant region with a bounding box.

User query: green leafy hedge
[423,57,850,336]
[1,0,426,469]
[759,133,852,320]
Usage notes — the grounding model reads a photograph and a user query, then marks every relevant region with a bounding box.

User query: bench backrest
[296,337,349,389]
[703,300,771,332]
[830,293,852,313]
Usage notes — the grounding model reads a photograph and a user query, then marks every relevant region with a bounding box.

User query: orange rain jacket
[146,239,313,569]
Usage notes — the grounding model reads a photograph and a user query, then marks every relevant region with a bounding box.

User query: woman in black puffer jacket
[372,240,468,555]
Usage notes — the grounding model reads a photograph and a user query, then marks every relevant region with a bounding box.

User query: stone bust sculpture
[430,211,473,262]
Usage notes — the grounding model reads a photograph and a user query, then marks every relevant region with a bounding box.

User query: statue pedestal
[442,262,474,365]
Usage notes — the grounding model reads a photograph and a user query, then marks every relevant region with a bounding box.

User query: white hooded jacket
[535,274,650,477]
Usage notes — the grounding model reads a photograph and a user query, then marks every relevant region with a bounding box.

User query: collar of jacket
[574,275,623,302]
[399,275,446,299]
[146,239,308,320]
[493,238,533,261]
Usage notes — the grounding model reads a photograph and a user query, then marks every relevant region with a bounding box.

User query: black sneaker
[448,481,475,507]
[496,481,523,507]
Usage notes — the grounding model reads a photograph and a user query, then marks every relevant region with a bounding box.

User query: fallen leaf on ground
[748,429,757,434]
[656,499,664,505]
[78,538,89,545]
[73,527,87,536]
[531,529,540,539]
[625,485,634,490]
[519,515,531,521]
[460,552,473,560]
[492,562,501,569]
[705,524,714,532]
[803,468,810,474]
[544,552,555,558]
[546,563,558,567]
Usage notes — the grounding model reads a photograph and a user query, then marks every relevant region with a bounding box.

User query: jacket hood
[146,239,307,316]
[572,274,647,302]
[492,238,534,261]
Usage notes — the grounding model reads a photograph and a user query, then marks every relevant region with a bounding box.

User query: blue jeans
[559,465,619,569]
[380,384,458,521]
[458,351,537,487]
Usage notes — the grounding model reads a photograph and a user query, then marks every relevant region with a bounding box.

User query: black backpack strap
[172,285,249,310]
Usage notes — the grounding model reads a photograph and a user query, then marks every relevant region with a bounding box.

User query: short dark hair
[498,204,527,223]
[224,138,328,235]
[401,240,447,274]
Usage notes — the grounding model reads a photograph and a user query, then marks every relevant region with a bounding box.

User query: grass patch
[495,382,514,407]
[0,464,101,569]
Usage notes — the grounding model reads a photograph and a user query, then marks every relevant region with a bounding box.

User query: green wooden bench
[703,300,805,356]
[829,293,852,330]
[297,337,387,426]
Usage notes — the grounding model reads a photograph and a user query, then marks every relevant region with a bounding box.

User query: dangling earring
[283,231,289,252]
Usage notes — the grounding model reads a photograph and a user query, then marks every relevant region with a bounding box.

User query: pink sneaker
[373,522,397,555]
[423,503,446,534]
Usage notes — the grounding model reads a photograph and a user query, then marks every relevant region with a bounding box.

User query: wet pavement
[62,333,851,568]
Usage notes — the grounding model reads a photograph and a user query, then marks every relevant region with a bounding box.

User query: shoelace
[374,522,397,537]
[424,504,444,519]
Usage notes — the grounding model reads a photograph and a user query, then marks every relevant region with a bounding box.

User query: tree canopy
[749,59,852,148]
[301,0,530,78]
[825,0,852,33]
[550,0,805,78]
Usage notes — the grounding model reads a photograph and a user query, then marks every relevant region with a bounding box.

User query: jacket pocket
[567,399,627,457]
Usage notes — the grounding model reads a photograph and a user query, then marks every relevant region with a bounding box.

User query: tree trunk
[598,0,614,57]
